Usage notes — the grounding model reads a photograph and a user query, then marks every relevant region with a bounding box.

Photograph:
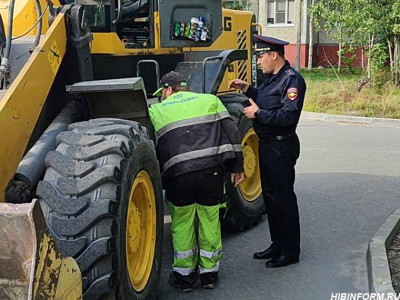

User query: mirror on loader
[158,0,223,48]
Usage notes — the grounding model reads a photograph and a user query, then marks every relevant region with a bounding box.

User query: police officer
[149,72,244,291]
[229,35,306,268]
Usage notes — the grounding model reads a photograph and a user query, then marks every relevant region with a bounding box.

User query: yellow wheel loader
[0,0,264,299]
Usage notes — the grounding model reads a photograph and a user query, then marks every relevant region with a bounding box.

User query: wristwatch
[254,109,260,119]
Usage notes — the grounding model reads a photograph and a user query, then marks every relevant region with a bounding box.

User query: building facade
[230,0,364,68]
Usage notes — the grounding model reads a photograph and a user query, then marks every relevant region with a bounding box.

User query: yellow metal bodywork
[91,11,181,55]
[90,9,255,91]
[0,10,67,201]
[0,0,61,37]
[91,9,254,53]
[91,9,253,93]
[192,9,255,92]
[191,10,254,52]
[90,32,129,54]
[126,170,156,292]
[0,2,259,298]
[0,200,82,300]
[0,3,82,299]
[31,226,82,300]
[52,257,82,300]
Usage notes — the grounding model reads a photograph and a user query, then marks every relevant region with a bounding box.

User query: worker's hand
[231,172,245,187]
[229,79,249,93]
[243,98,259,119]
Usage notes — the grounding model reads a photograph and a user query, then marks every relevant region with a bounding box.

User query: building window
[267,0,295,25]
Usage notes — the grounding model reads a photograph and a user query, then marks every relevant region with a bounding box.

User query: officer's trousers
[259,134,301,257]
[164,167,224,284]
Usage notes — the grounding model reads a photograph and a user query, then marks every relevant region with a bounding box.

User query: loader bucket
[0,200,82,300]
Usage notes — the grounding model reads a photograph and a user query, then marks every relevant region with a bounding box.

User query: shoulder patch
[287,87,298,101]
[286,69,296,76]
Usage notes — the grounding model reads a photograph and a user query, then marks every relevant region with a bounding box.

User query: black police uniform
[245,35,306,259]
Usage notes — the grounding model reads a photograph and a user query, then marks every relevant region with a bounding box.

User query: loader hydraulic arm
[0,8,67,201]
[0,4,92,202]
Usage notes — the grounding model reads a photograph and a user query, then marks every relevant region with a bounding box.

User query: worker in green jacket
[149,71,244,292]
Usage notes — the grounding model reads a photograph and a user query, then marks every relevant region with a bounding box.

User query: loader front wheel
[37,119,163,300]
[223,107,265,231]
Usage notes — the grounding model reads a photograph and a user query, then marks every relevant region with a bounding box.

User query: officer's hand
[231,172,245,187]
[243,98,259,119]
[229,79,249,92]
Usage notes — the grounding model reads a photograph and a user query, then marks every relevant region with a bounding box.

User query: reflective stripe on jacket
[149,91,244,178]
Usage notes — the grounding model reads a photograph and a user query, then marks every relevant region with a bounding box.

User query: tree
[309,0,400,86]
[362,0,400,85]
[222,1,251,11]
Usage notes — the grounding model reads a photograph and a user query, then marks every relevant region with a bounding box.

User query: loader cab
[80,0,222,50]
[116,0,152,48]
[80,0,152,49]
[79,0,225,97]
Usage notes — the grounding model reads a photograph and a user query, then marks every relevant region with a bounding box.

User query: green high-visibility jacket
[149,91,244,178]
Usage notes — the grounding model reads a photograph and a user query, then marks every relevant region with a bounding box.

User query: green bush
[369,43,389,89]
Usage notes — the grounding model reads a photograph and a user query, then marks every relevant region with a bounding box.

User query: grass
[301,68,400,119]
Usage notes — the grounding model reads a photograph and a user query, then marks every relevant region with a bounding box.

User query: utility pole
[295,0,302,71]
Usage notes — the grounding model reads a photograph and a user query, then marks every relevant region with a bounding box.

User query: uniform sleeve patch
[287,87,298,101]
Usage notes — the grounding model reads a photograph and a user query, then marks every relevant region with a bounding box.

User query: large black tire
[219,94,265,230]
[37,118,163,300]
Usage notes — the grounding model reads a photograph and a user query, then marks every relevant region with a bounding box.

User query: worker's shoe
[200,273,218,289]
[169,271,197,292]
[202,281,217,289]
[169,276,193,292]
[253,247,280,260]
[265,254,299,268]
[173,281,193,292]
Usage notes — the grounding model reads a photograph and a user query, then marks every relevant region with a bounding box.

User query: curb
[367,209,400,293]
[300,111,400,127]
[300,111,400,292]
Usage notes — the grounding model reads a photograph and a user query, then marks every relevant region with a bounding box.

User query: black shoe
[202,281,217,289]
[172,281,193,292]
[253,247,280,260]
[200,273,218,289]
[265,254,299,268]
[169,272,195,292]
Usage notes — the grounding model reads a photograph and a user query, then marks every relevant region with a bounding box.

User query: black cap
[253,34,289,56]
[153,71,188,96]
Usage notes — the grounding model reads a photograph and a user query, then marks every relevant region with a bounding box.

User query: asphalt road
[157,115,400,300]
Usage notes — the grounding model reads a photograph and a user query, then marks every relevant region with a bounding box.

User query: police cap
[253,34,289,56]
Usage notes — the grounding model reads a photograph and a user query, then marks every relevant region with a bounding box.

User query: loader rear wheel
[220,97,265,231]
[37,118,163,300]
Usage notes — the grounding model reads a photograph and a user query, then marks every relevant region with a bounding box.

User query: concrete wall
[248,0,259,18]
